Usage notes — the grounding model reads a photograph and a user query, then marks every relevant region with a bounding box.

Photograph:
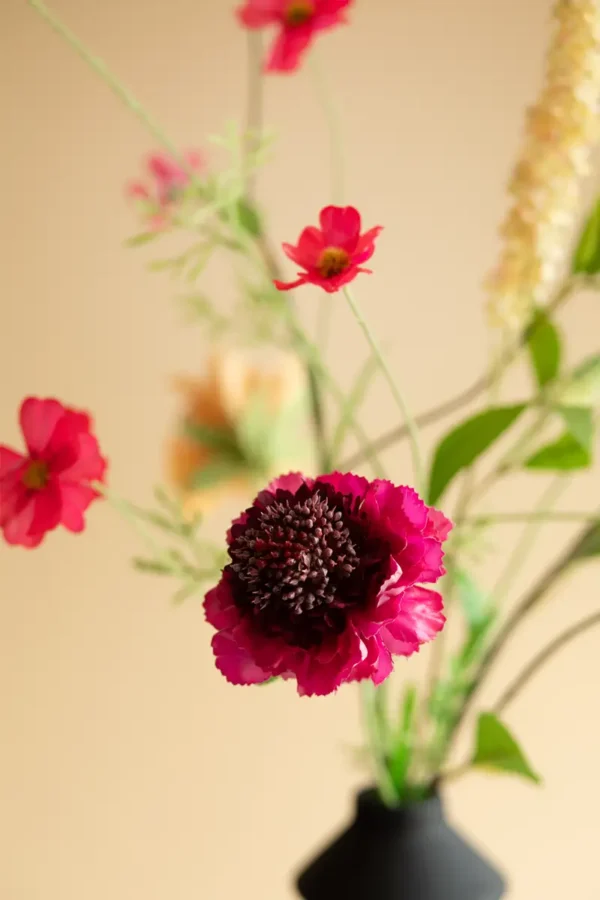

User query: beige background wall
[1,0,599,897]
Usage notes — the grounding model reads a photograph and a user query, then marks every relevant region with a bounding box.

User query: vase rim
[355,787,444,829]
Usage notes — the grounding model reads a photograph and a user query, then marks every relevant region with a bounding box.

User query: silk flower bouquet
[3,1,600,898]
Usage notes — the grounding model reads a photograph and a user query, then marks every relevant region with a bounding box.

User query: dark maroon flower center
[227,486,380,648]
[318,246,350,279]
[22,460,49,490]
[285,1,314,26]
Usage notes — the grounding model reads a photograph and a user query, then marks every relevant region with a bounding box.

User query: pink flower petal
[266,24,314,72]
[212,627,274,685]
[319,205,361,250]
[20,397,64,456]
[0,446,25,477]
[204,577,241,630]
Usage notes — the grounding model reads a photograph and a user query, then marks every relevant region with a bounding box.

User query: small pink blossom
[126,150,204,230]
[204,472,451,696]
[237,0,353,74]
[0,398,107,548]
[274,206,383,294]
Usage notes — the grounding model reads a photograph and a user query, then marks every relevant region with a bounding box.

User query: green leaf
[427,405,526,504]
[183,421,243,460]
[189,459,244,491]
[557,406,594,450]
[389,685,417,793]
[472,713,541,783]
[527,309,561,388]
[554,354,600,408]
[572,523,600,561]
[124,232,160,248]
[572,199,600,274]
[235,394,273,470]
[236,198,262,237]
[525,432,592,470]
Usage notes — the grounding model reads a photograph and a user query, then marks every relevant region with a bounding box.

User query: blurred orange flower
[167,348,307,517]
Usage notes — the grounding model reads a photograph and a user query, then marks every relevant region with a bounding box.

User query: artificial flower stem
[467,509,599,525]
[280,300,387,476]
[442,513,600,761]
[488,476,569,609]
[340,275,579,470]
[493,610,600,714]
[309,52,345,206]
[360,682,399,807]
[309,53,345,357]
[28,0,186,169]
[342,287,424,492]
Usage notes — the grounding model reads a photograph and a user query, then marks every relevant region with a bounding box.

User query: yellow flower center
[285,1,314,26]
[318,246,350,279]
[22,460,49,490]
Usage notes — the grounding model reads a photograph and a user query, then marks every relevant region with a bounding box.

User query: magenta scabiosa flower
[204,472,451,696]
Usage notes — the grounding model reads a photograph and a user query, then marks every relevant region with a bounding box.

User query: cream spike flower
[486,0,600,331]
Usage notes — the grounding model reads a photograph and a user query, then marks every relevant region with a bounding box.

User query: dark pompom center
[228,486,374,648]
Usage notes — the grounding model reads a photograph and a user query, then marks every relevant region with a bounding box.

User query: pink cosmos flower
[237,0,353,74]
[0,398,107,548]
[204,472,451,696]
[274,206,383,294]
[127,150,204,230]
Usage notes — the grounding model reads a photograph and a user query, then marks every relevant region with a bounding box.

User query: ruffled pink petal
[294,626,365,696]
[316,471,370,501]
[20,398,64,456]
[319,206,361,251]
[237,0,284,27]
[204,577,242,630]
[266,25,314,72]
[425,507,453,541]
[266,472,311,494]
[379,623,419,657]
[212,627,274,685]
[381,585,445,659]
[349,634,393,685]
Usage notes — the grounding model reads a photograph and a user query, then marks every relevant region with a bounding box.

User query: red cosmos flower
[274,206,383,294]
[204,472,451,696]
[237,0,352,73]
[0,398,107,548]
[127,150,204,230]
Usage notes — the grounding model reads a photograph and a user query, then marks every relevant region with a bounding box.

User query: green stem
[360,682,398,806]
[309,52,344,357]
[309,52,345,205]
[488,476,568,608]
[441,515,600,763]
[281,302,386,476]
[343,287,424,491]
[493,610,600,714]
[341,276,579,470]
[28,0,184,162]
[467,509,597,525]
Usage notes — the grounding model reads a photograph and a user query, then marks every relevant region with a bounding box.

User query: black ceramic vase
[296,789,507,900]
